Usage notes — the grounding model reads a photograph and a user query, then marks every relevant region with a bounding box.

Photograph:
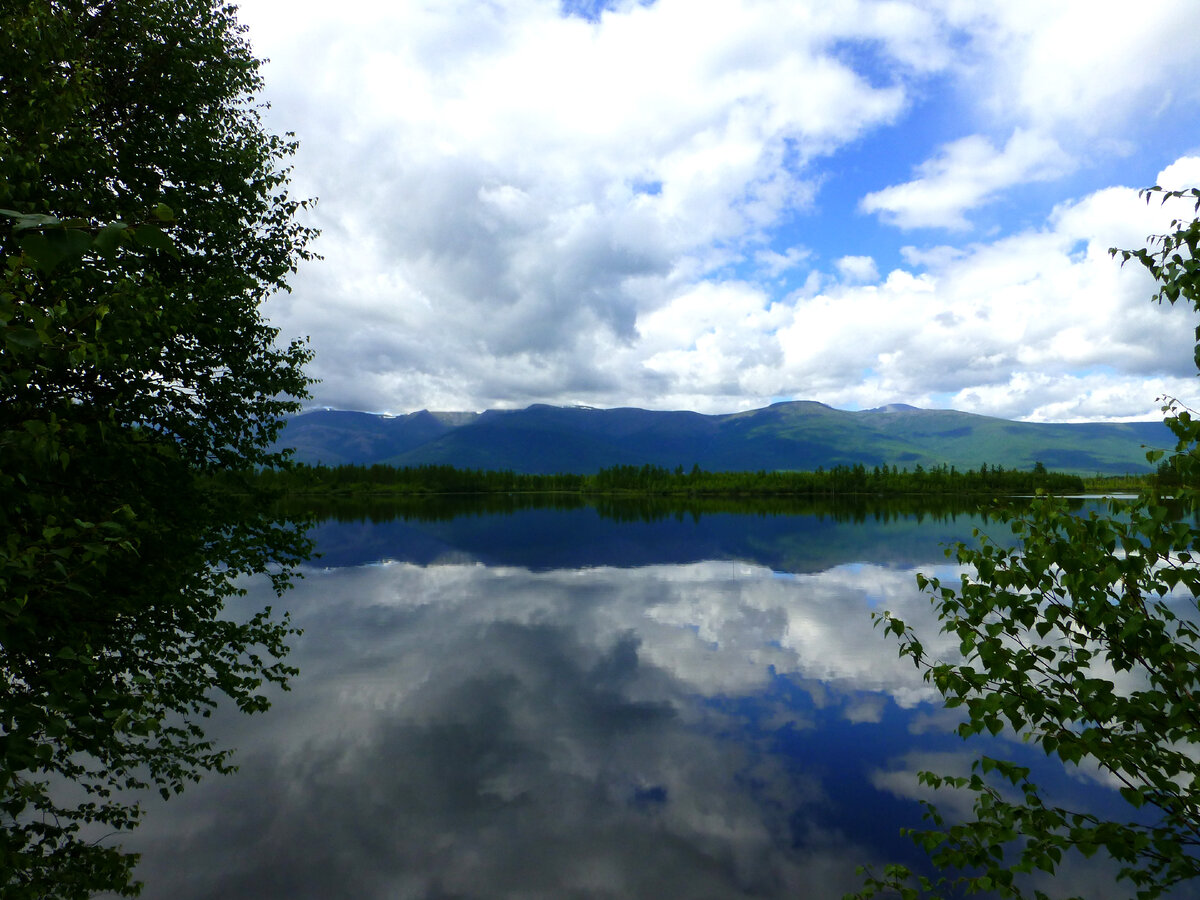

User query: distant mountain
[275,409,479,466]
[276,401,1173,475]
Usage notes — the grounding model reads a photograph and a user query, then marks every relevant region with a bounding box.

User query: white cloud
[949,373,1188,424]
[244,0,935,412]
[310,172,1196,418]
[631,177,1196,418]
[755,246,812,277]
[854,220,1188,417]
[285,154,1200,418]
[899,245,965,269]
[233,0,1200,420]
[1157,156,1200,191]
[952,0,1200,135]
[641,561,958,707]
[834,255,879,283]
[859,129,1074,230]
[858,3,1200,233]
[870,750,980,819]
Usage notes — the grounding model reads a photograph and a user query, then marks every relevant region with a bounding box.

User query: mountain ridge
[277,401,1172,475]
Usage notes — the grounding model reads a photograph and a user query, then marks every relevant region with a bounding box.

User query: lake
[104,498,1138,899]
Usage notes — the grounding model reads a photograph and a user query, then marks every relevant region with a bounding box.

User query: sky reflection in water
[110,504,1134,899]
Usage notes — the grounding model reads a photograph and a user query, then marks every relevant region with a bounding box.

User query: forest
[242,460,1089,497]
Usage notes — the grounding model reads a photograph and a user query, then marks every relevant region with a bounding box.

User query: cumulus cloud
[237,0,934,410]
[834,255,880,283]
[1157,156,1200,190]
[291,165,1198,419]
[756,245,812,277]
[859,129,1074,230]
[814,228,1191,417]
[635,181,1197,419]
[949,0,1200,135]
[233,0,1200,420]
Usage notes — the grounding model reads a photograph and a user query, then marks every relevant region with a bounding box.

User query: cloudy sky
[239,0,1200,421]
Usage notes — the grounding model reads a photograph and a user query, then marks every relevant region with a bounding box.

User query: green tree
[853,187,1200,900]
[1,1,316,895]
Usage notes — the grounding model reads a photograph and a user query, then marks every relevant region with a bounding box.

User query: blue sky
[239,0,1200,421]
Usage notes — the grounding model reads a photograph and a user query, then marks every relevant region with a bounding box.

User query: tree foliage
[1,1,316,894]
[853,188,1200,900]
[248,459,1083,497]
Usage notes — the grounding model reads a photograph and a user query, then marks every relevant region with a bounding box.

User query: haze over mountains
[277,401,1171,476]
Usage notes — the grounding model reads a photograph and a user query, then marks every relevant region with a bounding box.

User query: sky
[237,0,1200,422]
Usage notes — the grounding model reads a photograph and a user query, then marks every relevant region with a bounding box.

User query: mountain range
[275,401,1173,476]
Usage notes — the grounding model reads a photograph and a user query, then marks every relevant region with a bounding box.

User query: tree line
[243,459,1086,497]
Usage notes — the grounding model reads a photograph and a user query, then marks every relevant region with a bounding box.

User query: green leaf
[131,223,180,258]
[4,326,42,349]
[1120,787,1146,808]
[6,211,62,232]
[19,228,93,272]
[93,222,130,258]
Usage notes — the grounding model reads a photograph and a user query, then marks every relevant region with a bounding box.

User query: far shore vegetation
[232,459,1143,499]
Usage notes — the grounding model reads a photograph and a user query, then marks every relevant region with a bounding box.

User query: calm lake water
[106,499,1138,899]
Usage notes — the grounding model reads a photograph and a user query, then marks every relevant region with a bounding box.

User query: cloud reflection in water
[106,511,1127,899]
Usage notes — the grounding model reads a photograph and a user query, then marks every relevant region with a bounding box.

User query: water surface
[109,499,1134,899]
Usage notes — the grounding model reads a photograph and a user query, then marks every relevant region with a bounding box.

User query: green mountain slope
[276,402,1172,475]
